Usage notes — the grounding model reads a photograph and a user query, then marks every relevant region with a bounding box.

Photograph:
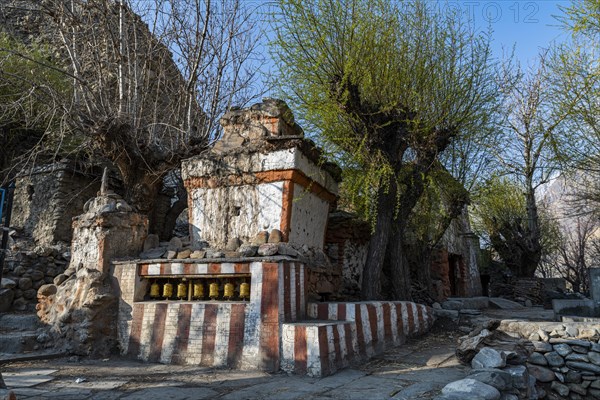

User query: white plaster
[189,183,283,247]
[412,303,419,335]
[213,304,232,367]
[400,302,409,335]
[337,323,348,365]
[182,148,338,194]
[390,303,399,344]
[220,263,235,274]
[148,263,161,275]
[139,304,156,360]
[328,304,338,320]
[306,326,321,377]
[241,262,264,369]
[280,324,295,373]
[327,325,336,371]
[186,304,206,364]
[171,263,184,275]
[160,303,179,363]
[360,304,373,357]
[375,303,384,344]
[289,183,329,249]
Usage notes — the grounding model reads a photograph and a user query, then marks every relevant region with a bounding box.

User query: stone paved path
[0,331,467,400]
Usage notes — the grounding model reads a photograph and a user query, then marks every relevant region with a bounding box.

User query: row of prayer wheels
[148,277,251,301]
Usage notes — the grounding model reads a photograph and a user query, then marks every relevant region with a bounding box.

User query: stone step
[0,314,42,332]
[0,331,40,354]
[0,350,67,364]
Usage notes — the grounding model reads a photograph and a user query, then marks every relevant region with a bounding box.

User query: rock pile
[525,338,600,398]
[438,346,538,399]
[0,238,70,312]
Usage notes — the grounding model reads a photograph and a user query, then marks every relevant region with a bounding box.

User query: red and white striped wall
[113,260,306,371]
[281,302,435,377]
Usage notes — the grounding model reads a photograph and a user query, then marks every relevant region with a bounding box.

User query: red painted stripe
[406,303,415,335]
[294,326,307,374]
[338,304,346,320]
[367,304,378,348]
[332,325,342,369]
[382,303,392,342]
[295,265,302,319]
[318,326,331,376]
[260,263,280,371]
[416,304,425,333]
[227,303,246,368]
[355,305,366,357]
[284,265,291,322]
[234,263,249,274]
[127,303,145,358]
[148,303,168,362]
[317,303,328,320]
[396,303,405,336]
[208,263,220,274]
[183,264,193,274]
[172,304,192,364]
[139,265,148,275]
[201,304,218,365]
[344,323,354,359]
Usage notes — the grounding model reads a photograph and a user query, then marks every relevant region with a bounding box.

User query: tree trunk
[524,182,542,277]
[361,183,397,300]
[387,228,412,300]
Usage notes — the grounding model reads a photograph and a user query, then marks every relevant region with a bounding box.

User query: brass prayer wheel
[163,282,173,299]
[177,281,187,299]
[209,282,219,299]
[239,281,250,300]
[223,282,234,300]
[193,282,204,299]
[150,281,160,298]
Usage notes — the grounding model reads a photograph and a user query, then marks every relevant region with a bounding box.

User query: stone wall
[11,161,101,245]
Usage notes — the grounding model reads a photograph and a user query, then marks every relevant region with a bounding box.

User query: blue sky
[451,1,572,65]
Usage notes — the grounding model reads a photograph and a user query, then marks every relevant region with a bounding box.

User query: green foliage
[471,176,560,276]
[272,0,499,224]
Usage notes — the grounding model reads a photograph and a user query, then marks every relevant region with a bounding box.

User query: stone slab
[121,387,218,400]
[2,369,57,387]
[488,298,525,310]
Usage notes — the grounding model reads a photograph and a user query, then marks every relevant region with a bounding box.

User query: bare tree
[1,0,265,235]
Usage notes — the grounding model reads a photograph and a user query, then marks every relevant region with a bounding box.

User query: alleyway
[0,328,466,400]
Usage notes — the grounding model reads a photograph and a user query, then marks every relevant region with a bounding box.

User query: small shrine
[108,99,435,376]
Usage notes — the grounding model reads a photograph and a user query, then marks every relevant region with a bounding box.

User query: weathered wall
[288,183,329,249]
[12,162,101,245]
[189,182,284,246]
[113,260,306,371]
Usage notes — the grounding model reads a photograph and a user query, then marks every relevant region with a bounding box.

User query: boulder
[140,247,166,259]
[588,351,600,366]
[472,348,506,369]
[441,379,501,400]
[38,284,57,297]
[268,229,283,243]
[225,237,242,251]
[18,277,32,290]
[532,341,553,353]
[527,364,555,382]
[567,361,600,374]
[190,250,206,259]
[528,352,548,366]
[257,243,279,256]
[551,381,569,397]
[252,231,269,245]
[544,351,565,367]
[176,249,192,259]
[468,368,511,391]
[53,274,68,286]
[143,234,160,251]
[0,278,16,289]
[0,289,14,313]
[168,237,182,251]
[238,245,258,257]
[553,343,573,357]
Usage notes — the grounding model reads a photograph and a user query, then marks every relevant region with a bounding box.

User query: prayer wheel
[223,282,234,300]
[150,281,160,298]
[193,282,204,299]
[177,281,187,299]
[163,282,173,299]
[209,281,219,300]
[239,281,250,300]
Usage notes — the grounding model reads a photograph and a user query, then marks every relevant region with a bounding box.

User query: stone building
[11,160,101,245]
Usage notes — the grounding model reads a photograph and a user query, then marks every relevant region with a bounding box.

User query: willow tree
[273,0,499,299]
